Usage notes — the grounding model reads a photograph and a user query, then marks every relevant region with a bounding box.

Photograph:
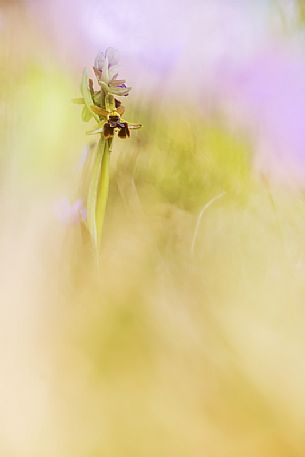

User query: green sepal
[105,94,115,112]
[81,105,93,122]
[72,97,85,104]
[81,68,99,122]
[86,120,106,135]
[108,86,131,96]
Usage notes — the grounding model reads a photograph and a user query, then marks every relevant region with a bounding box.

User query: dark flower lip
[102,118,131,139]
[103,122,115,139]
[118,124,130,139]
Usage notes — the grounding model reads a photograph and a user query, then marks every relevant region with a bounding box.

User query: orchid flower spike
[72,48,142,254]
[73,47,142,139]
[93,47,131,97]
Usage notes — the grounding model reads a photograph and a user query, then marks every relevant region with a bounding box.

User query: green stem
[95,139,111,251]
[86,138,111,254]
[85,78,115,258]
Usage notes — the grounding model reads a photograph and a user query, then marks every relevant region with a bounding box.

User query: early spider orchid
[73,48,142,257]
[73,47,142,140]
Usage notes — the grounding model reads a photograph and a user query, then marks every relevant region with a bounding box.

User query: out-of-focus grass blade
[81,68,99,122]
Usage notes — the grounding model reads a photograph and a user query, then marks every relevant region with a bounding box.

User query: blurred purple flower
[55,198,86,225]
[31,0,271,87]
[218,45,305,183]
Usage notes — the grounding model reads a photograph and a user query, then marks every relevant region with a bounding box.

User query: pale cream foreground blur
[1,173,305,457]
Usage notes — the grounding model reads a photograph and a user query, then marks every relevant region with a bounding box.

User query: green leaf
[86,138,104,249]
[86,138,111,253]
[96,140,111,250]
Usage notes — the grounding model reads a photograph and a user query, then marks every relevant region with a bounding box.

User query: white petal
[94,51,105,70]
[109,64,119,80]
[105,47,119,67]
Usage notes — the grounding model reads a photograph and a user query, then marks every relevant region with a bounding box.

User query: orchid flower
[73,48,142,257]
